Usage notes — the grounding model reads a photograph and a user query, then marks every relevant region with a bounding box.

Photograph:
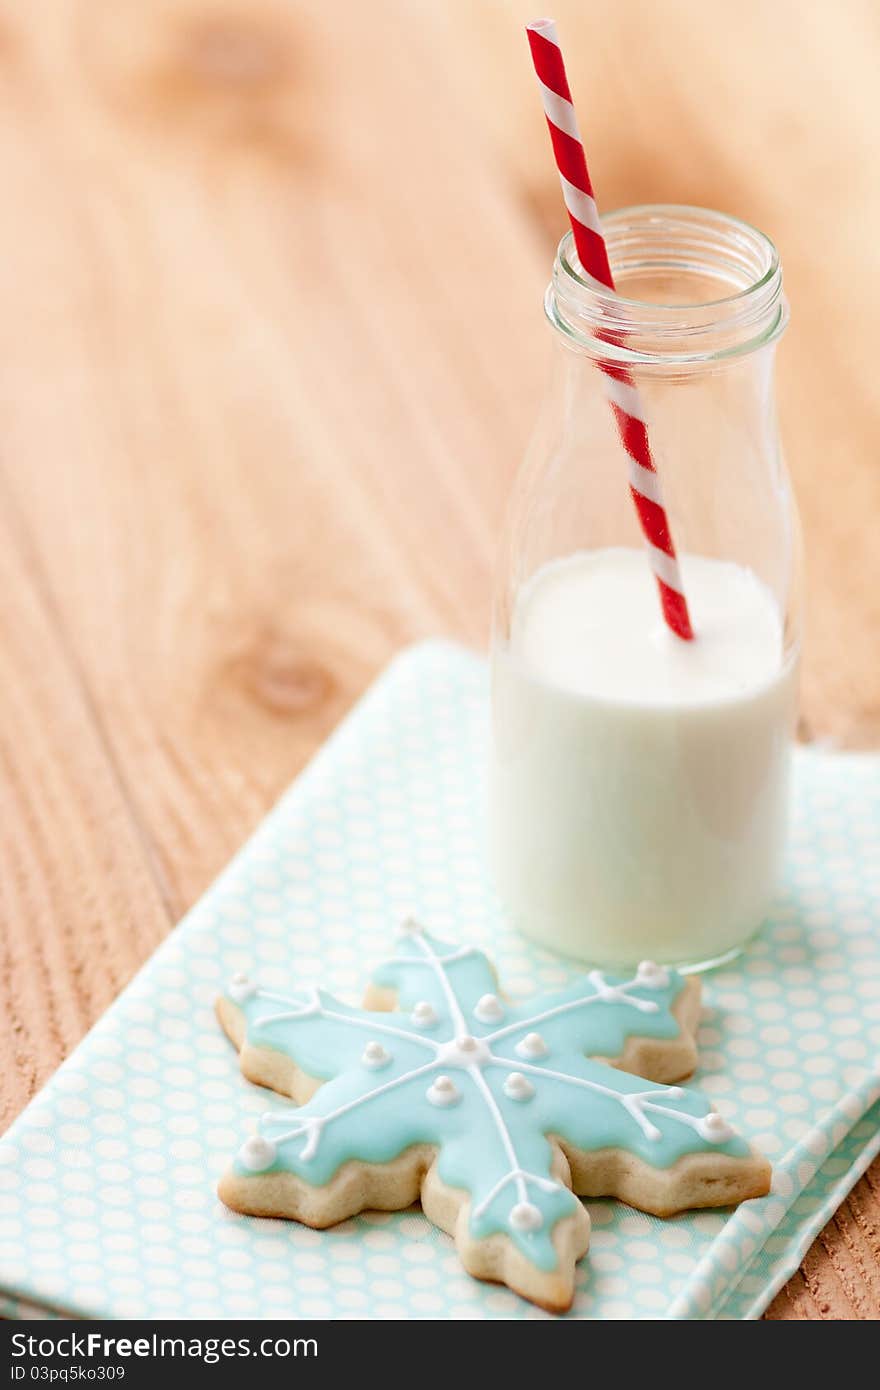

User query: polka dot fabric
[0,642,878,1320]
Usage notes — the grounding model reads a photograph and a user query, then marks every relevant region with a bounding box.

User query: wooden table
[1,0,878,1319]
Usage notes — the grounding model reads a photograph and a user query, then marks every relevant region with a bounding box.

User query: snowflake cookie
[217,922,771,1312]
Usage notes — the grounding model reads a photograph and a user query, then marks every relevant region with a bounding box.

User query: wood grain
[0,0,877,1317]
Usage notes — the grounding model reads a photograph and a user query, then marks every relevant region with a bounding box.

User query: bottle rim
[546,203,788,366]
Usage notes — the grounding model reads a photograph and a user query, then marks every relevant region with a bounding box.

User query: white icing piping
[249,987,439,1054]
[586,970,661,1014]
[491,1056,711,1145]
[262,1058,439,1161]
[411,930,470,1037]
[254,988,321,1007]
[485,971,659,1047]
[468,1065,541,1222]
[244,952,662,1063]
[234,930,724,1232]
[471,1166,560,1223]
[324,1008,438,1049]
[255,986,322,1025]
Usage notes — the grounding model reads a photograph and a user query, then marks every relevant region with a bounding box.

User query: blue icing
[225,926,749,1273]
[371,939,498,1019]
[245,988,429,1084]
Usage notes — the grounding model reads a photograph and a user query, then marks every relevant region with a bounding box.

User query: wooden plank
[0,495,171,1126]
[765,1168,880,1319]
[0,0,550,908]
[0,0,876,1316]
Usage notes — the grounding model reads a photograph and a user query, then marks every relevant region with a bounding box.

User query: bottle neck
[545,204,787,371]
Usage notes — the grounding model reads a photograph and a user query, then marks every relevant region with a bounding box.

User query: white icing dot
[698,1112,735,1143]
[411,1002,438,1029]
[228,973,257,1004]
[503,1073,534,1102]
[426,1076,460,1108]
[238,1135,276,1172]
[437,1035,491,1069]
[509,1202,543,1232]
[636,960,670,990]
[474,993,504,1024]
[361,1041,391,1070]
[515,1032,548,1060]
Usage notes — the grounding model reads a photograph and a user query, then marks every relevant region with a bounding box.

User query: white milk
[490,548,797,967]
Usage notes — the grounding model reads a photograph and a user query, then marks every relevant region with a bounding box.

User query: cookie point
[398,915,422,936]
[509,1201,543,1232]
[238,1135,276,1172]
[474,993,504,1024]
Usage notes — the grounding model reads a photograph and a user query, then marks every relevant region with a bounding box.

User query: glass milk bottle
[490,205,801,970]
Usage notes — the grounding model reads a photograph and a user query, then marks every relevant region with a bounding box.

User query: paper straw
[526,18,694,640]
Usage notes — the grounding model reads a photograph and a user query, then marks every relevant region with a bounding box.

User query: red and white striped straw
[526,18,694,641]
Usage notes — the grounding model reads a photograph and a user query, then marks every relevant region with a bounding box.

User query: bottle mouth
[546,204,787,367]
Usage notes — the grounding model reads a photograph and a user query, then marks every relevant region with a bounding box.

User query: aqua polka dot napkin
[0,642,877,1320]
